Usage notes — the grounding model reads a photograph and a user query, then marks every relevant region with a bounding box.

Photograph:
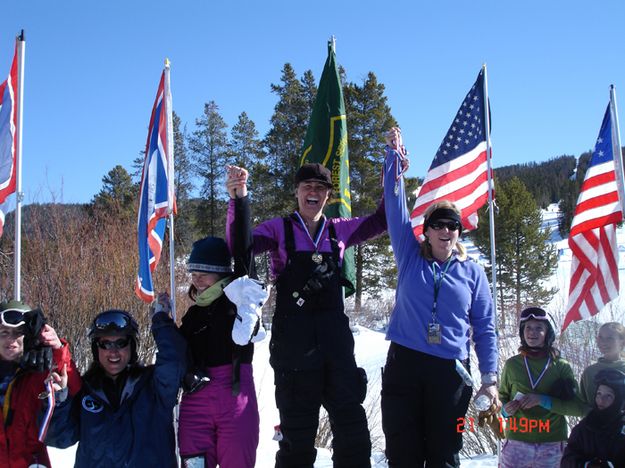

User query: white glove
[223,275,269,345]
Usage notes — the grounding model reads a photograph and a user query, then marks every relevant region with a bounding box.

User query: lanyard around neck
[430,257,452,322]
[294,211,326,251]
[523,356,552,390]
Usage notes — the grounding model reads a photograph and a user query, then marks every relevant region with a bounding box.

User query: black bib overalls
[271,217,371,468]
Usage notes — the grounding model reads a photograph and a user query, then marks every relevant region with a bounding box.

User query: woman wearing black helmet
[45,304,186,467]
[499,306,586,467]
[561,368,625,467]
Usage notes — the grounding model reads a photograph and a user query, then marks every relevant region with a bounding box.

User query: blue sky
[2,1,624,204]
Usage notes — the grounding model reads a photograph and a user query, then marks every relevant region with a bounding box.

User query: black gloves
[20,308,54,372]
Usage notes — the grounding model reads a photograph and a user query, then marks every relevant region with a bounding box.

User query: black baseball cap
[295,163,333,188]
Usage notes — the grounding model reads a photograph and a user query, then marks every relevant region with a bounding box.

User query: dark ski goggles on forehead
[92,311,133,332]
[428,221,462,232]
[96,337,130,350]
[520,307,548,322]
[0,309,26,328]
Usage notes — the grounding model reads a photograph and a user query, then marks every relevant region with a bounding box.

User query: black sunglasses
[429,221,461,232]
[96,338,130,350]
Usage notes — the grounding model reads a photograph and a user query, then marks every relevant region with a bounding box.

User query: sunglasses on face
[428,221,461,232]
[0,309,26,328]
[96,338,130,350]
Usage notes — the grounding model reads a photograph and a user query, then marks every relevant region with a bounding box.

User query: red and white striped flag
[410,69,491,239]
[0,44,18,238]
[563,101,623,331]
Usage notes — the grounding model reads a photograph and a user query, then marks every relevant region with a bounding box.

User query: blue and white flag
[135,65,175,303]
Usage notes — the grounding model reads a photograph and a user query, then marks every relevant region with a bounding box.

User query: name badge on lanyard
[428,258,452,345]
[427,323,442,344]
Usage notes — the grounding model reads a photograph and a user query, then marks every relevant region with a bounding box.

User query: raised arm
[151,295,187,407]
[226,165,256,279]
[383,127,419,265]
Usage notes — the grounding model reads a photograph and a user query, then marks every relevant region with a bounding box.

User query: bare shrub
[0,203,188,372]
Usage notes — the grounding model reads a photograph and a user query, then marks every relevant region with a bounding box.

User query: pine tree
[91,165,137,218]
[228,112,264,196]
[472,177,558,328]
[344,72,397,313]
[263,64,316,215]
[189,101,229,237]
[172,111,196,250]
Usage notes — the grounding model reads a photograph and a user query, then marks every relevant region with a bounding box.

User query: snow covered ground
[48,326,497,467]
[48,203,623,467]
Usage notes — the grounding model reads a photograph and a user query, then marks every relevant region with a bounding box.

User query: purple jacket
[227,197,387,281]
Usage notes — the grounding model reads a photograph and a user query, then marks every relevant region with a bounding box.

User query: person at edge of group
[499,306,586,468]
[0,300,81,468]
[177,165,263,468]
[44,302,187,467]
[226,161,387,468]
[381,126,500,468]
[561,368,625,467]
[579,322,625,410]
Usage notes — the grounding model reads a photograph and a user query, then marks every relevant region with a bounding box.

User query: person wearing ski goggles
[0,300,81,468]
[499,306,586,467]
[45,305,186,467]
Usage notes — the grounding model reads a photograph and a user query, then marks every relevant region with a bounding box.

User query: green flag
[300,39,355,296]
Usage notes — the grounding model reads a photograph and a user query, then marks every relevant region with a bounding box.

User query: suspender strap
[283,217,296,259]
[327,222,341,267]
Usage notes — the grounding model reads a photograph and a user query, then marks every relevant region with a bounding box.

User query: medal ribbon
[38,379,55,442]
[293,212,326,253]
[431,257,453,323]
[523,356,552,390]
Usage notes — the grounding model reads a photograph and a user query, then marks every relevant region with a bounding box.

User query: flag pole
[609,85,625,215]
[14,31,25,301]
[482,62,501,464]
[164,58,176,321]
[482,64,498,315]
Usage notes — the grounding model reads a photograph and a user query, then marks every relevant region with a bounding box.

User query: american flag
[410,69,491,238]
[135,66,175,303]
[562,103,622,331]
[0,45,18,238]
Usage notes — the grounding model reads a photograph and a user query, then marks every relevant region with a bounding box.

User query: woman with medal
[226,163,386,468]
[499,307,585,467]
[381,127,499,467]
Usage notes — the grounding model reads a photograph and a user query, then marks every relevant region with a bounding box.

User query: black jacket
[561,409,625,467]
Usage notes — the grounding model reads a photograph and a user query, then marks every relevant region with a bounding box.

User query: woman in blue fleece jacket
[381,127,499,467]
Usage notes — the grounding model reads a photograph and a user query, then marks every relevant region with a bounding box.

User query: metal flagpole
[482,64,498,318]
[164,58,176,321]
[482,63,501,462]
[14,31,25,301]
[609,85,625,215]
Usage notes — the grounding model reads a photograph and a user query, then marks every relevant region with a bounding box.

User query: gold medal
[311,252,323,264]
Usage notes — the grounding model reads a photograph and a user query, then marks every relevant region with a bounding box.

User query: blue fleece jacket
[383,149,497,374]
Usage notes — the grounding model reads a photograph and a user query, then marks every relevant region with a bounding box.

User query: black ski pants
[381,343,472,468]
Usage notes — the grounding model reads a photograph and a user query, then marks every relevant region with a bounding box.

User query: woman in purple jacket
[226,163,386,468]
[381,127,499,467]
